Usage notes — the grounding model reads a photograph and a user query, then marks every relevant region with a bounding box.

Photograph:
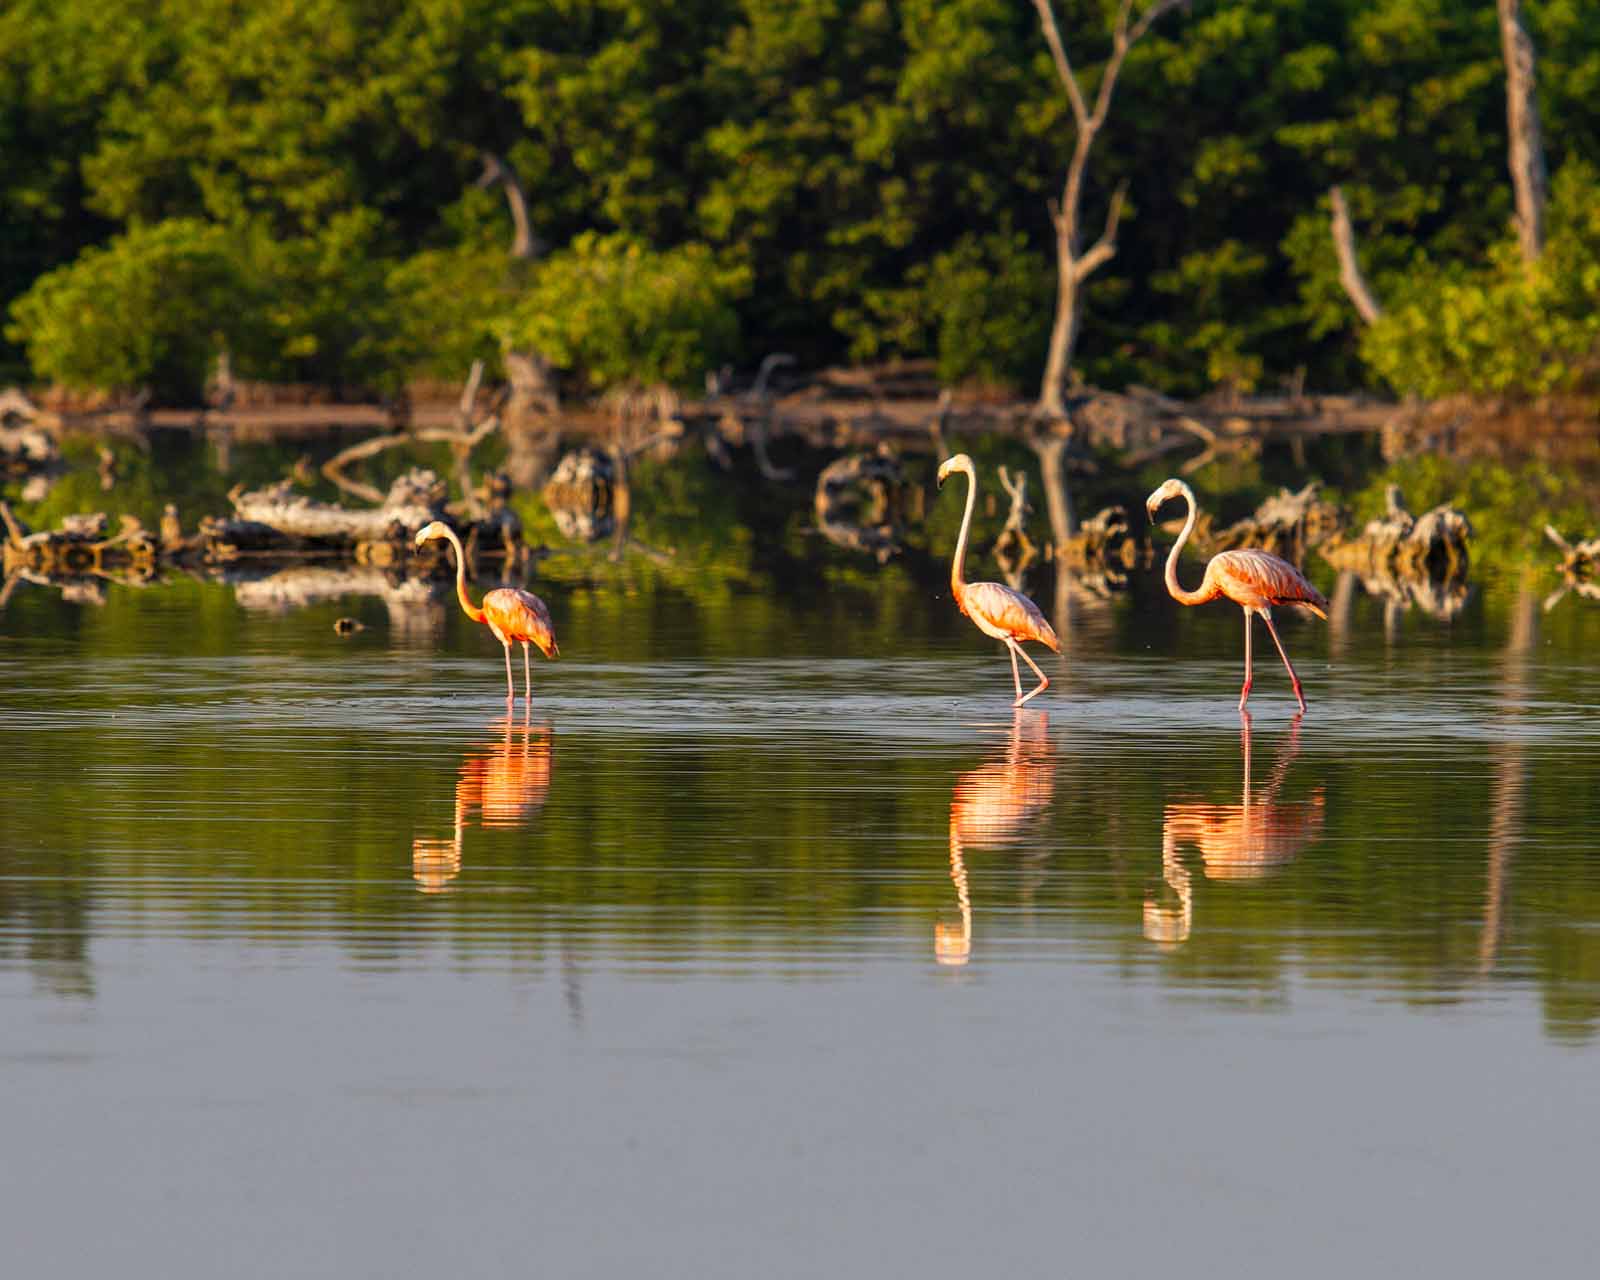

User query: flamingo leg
[523,642,533,702]
[1009,640,1051,707]
[1239,609,1254,711]
[1007,641,1023,702]
[1260,610,1308,714]
[502,643,515,702]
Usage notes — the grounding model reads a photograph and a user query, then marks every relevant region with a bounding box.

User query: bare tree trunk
[477,151,541,261]
[1329,186,1385,325]
[1497,0,1547,264]
[1030,432,1077,544]
[1030,0,1180,419]
[478,150,560,478]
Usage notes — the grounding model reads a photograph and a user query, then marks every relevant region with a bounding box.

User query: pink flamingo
[938,454,1060,706]
[415,520,558,702]
[1146,478,1327,713]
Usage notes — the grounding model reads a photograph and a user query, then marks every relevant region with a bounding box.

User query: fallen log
[228,469,447,544]
[1,503,159,577]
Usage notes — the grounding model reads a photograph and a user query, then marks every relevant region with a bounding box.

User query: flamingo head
[414,520,450,546]
[936,453,973,488]
[1144,477,1189,521]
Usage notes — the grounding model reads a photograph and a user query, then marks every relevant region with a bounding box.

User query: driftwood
[1054,505,1143,585]
[1206,482,1343,562]
[541,448,617,543]
[993,465,1037,564]
[1543,524,1600,611]
[814,449,904,562]
[1158,482,1344,564]
[1319,485,1472,584]
[0,389,62,474]
[2,503,159,578]
[321,398,499,507]
[230,469,446,544]
[1544,524,1599,577]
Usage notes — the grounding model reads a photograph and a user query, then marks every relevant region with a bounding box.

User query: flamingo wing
[1209,551,1327,617]
[483,588,559,656]
[959,581,1061,651]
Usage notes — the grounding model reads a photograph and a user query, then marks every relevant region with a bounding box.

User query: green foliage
[500,233,749,392]
[857,227,1050,390]
[1359,165,1600,398]
[387,246,522,380]
[5,218,255,399]
[10,0,1600,401]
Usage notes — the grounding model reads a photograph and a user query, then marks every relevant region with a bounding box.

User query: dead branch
[477,152,539,260]
[1329,186,1384,325]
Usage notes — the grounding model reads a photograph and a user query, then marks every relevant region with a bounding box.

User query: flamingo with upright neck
[937,454,1060,706]
[1146,478,1326,714]
[415,520,558,702]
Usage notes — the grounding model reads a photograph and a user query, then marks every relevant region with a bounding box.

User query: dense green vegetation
[4,0,1600,401]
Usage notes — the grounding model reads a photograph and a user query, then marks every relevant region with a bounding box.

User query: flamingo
[937,454,1061,706]
[938,711,1057,964]
[1144,711,1325,945]
[1145,478,1327,713]
[415,520,558,702]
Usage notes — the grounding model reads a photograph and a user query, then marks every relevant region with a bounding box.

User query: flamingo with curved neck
[415,520,558,702]
[1146,478,1327,714]
[937,454,1060,707]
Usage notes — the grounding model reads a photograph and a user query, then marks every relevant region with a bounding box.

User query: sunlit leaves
[499,233,749,392]
[5,218,254,398]
[1359,165,1600,399]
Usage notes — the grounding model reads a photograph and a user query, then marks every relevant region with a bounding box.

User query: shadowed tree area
[3,0,1600,406]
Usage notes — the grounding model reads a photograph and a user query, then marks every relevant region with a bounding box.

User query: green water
[3,438,1600,1277]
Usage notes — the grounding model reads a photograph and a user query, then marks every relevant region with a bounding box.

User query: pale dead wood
[1498,0,1547,264]
[477,152,539,260]
[1329,186,1384,325]
[1030,0,1186,419]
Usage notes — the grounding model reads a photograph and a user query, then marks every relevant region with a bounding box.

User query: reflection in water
[1481,575,1534,975]
[231,566,447,644]
[1144,713,1324,947]
[938,712,1056,965]
[412,712,553,893]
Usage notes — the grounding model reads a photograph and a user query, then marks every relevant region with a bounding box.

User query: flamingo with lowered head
[938,454,1060,706]
[1146,477,1327,714]
[415,520,558,702]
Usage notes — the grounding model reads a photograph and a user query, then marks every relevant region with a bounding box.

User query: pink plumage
[1146,479,1327,714]
[957,581,1062,651]
[1204,550,1329,617]
[937,454,1058,707]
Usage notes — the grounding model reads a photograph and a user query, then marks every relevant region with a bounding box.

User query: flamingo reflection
[938,712,1056,965]
[412,711,553,893]
[1144,712,1324,947]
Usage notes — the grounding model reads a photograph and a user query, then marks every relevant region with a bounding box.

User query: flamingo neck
[1163,486,1212,606]
[441,527,486,622]
[950,463,975,599]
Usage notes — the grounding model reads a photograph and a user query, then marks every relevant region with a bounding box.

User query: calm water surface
[3,560,1599,1278]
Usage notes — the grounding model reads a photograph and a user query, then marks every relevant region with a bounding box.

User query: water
[4,551,1600,1278]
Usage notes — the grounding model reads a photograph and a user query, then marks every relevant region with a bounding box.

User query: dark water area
[4,434,1600,1277]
